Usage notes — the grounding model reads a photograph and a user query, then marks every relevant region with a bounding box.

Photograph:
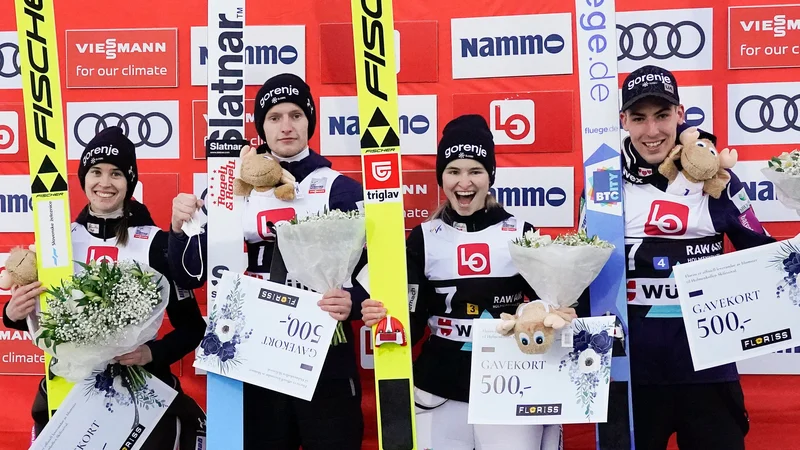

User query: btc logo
[457,243,491,276]
[87,246,119,264]
[489,99,534,145]
[645,201,689,236]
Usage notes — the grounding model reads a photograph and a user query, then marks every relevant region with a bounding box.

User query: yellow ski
[14,0,75,416]
[351,1,416,449]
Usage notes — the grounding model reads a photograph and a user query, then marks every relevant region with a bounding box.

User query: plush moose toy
[658,126,738,199]
[497,301,575,354]
[0,245,38,291]
[233,145,297,201]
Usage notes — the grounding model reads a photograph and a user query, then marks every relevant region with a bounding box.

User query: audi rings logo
[617,21,705,61]
[0,42,20,79]
[74,112,173,147]
[735,95,800,133]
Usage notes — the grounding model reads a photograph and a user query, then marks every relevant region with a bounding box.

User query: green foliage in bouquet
[36,260,164,352]
[767,150,800,175]
[512,229,615,249]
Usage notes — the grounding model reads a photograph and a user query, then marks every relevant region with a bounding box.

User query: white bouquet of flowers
[509,229,614,308]
[762,150,800,216]
[275,208,366,345]
[31,260,169,383]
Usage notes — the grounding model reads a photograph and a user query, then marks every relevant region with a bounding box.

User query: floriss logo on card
[452,92,573,153]
[67,100,179,160]
[451,13,573,79]
[616,8,713,72]
[729,82,800,145]
[321,95,437,156]
[0,110,18,154]
[488,167,574,228]
[191,25,305,86]
[729,6,800,69]
[319,21,437,84]
[363,153,401,203]
[731,160,800,222]
[65,29,178,88]
[0,31,21,89]
[742,329,792,351]
[0,175,33,232]
[192,99,263,159]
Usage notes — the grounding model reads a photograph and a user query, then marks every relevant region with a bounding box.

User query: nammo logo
[490,99,534,145]
[458,243,491,276]
[87,246,119,265]
[645,201,689,236]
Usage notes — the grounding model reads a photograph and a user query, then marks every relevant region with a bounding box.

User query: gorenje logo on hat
[627,71,674,93]
[444,143,487,159]
[81,144,119,166]
[259,85,300,108]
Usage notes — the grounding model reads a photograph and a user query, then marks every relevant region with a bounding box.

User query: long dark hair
[115,200,132,246]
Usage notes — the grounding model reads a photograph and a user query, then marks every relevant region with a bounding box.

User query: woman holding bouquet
[2,126,207,449]
[361,115,574,450]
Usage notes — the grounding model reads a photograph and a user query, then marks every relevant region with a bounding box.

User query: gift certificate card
[468,316,616,425]
[675,237,800,370]
[193,272,337,400]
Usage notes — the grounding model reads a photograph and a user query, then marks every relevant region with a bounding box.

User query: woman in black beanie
[361,115,573,450]
[3,126,208,449]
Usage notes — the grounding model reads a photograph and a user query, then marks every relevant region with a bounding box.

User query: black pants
[632,382,749,450]
[243,377,364,450]
[32,376,207,450]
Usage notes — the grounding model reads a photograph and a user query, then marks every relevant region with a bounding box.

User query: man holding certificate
[602,64,776,450]
[169,74,368,450]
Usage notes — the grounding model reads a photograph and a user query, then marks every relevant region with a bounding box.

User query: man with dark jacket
[169,73,367,450]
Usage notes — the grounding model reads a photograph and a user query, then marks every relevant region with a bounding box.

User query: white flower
[215,319,237,343]
[113,375,126,394]
[70,289,85,301]
[578,349,601,373]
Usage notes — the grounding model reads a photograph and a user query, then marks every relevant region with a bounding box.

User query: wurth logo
[433,316,473,340]
[627,278,680,305]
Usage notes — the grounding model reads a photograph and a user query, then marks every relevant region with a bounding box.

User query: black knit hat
[78,126,138,201]
[253,73,316,143]
[436,115,496,186]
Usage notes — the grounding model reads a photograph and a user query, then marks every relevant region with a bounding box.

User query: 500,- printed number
[480,375,530,397]
[281,316,323,343]
[697,312,750,338]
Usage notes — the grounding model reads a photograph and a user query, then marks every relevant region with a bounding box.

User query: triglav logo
[490,99,534,145]
[371,161,392,182]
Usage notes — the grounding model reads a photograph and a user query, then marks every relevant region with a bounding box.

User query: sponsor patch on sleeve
[731,188,752,214]
[408,284,419,312]
[738,208,764,234]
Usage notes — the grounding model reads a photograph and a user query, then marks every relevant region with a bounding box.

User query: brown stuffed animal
[658,127,738,199]
[497,301,575,354]
[0,245,38,290]
[233,145,297,201]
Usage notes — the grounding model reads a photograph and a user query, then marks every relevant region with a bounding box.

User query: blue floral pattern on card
[772,241,800,306]
[196,274,253,373]
[558,320,613,420]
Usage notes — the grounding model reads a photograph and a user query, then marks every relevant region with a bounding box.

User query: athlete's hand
[318,288,352,321]
[5,281,44,322]
[115,345,153,366]
[558,306,578,320]
[361,299,387,327]
[171,193,203,234]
